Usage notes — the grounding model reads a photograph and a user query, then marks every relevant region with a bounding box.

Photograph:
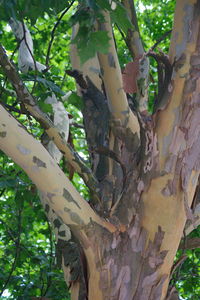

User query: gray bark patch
[64,207,84,225]
[108,52,116,68]
[17,144,31,155]
[47,192,56,203]
[63,188,81,209]
[0,131,6,137]
[33,156,46,168]
[45,203,50,213]
[53,218,62,228]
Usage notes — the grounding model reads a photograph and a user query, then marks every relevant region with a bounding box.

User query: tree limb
[121,0,144,58]
[0,44,100,201]
[121,0,149,113]
[97,11,140,135]
[155,0,200,171]
[150,30,172,51]
[184,182,200,235]
[0,104,115,235]
[70,25,124,212]
[179,237,200,250]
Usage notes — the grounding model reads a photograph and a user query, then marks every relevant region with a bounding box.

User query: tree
[0,0,200,299]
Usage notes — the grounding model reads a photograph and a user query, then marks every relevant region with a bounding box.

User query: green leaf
[50,0,69,14]
[0,0,70,24]
[78,30,110,64]
[35,76,65,96]
[90,31,110,54]
[96,0,111,10]
[23,74,65,96]
[68,92,84,110]
[0,0,17,21]
[0,178,18,188]
[38,99,53,113]
[111,3,133,33]
[15,190,25,209]
[86,0,99,10]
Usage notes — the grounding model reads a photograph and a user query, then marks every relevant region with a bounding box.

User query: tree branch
[0,104,115,235]
[121,0,149,113]
[97,11,140,135]
[150,30,172,51]
[0,44,100,201]
[179,237,200,250]
[155,0,200,172]
[184,180,200,235]
[121,0,144,58]
[146,50,173,112]
[70,25,123,212]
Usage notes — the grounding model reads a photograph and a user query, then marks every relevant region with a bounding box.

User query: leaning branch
[97,11,140,135]
[0,104,114,235]
[122,0,144,58]
[0,44,100,200]
[155,0,200,170]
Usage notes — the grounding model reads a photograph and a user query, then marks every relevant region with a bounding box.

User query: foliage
[0,153,70,299]
[0,0,199,299]
[172,231,200,300]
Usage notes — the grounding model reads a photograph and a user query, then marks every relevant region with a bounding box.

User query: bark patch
[0,131,6,137]
[33,156,46,168]
[63,188,81,209]
[108,52,116,68]
[64,207,84,225]
[17,144,31,155]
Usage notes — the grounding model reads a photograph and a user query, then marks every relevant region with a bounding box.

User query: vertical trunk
[70,1,200,299]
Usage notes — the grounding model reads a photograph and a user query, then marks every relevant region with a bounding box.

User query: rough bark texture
[0,0,200,300]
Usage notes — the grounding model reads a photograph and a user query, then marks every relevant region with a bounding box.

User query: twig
[21,21,38,93]
[45,0,75,66]
[70,122,84,129]
[179,237,200,250]
[170,255,188,278]
[2,103,21,114]
[0,44,19,98]
[61,67,70,88]
[0,188,6,197]
[0,205,23,296]
[0,218,33,256]
[92,146,126,181]
[42,218,54,296]
[146,50,173,112]
[150,30,172,51]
